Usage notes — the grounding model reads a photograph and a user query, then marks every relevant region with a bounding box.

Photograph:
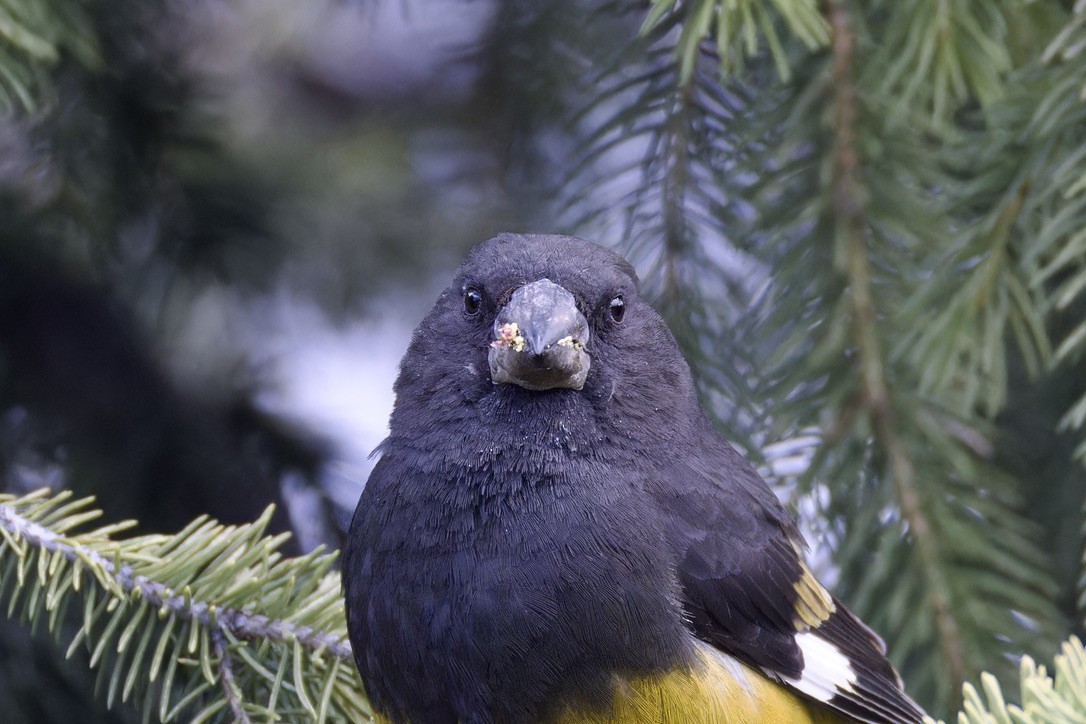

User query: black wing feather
[649,416,926,723]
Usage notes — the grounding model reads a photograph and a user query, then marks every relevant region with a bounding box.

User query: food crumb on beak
[491,322,526,352]
[555,335,582,350]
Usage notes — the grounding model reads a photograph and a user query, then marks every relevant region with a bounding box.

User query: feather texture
[343,234,927,723]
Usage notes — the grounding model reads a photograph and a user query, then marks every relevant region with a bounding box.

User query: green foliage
[955,638,1086,724]
[642,0,827,81]
[0,488,369,722]
[742,29,1062,703]
[644,0,1024,121]
[864,0,1025,123]
[0,0,100,110]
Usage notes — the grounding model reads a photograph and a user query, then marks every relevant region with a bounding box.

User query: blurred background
[2,0,1086,720]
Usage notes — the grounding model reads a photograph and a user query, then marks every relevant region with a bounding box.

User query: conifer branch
[0,493,352,660]
[658,65,696,306]
[0,0,102,111]
[212,630,252,724]
[955,638,1086,723]
[825,0,966,696]
[0,488,369,722]
[643,0,828,81]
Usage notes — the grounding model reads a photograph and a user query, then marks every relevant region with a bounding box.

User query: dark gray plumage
[342,233,925,724]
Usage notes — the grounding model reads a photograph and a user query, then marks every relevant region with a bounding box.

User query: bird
[342,233,927,723]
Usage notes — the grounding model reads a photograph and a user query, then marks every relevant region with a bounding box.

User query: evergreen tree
[2,0,1085,720]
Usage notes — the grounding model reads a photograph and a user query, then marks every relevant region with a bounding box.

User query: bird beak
[488,279,590,391]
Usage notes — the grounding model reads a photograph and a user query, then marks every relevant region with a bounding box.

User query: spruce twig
[212,630,252,724]
[0,489,368,723]
[0,494,352,660]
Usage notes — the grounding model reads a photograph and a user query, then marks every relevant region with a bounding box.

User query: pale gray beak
[488,279,590,391]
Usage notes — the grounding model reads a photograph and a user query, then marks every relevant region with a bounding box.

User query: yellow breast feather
[550,643,841,724]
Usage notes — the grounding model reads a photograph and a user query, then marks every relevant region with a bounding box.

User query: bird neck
[389,386,603,471]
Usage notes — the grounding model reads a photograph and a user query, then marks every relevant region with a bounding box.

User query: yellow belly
[549,644,838,724]
[369,644,839,723]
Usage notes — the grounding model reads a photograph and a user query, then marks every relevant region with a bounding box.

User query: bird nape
[342,233,927,724]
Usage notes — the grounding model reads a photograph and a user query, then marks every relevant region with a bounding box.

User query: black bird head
[461,234,638,393]
[383,231,701,467]
[391,232,695,415]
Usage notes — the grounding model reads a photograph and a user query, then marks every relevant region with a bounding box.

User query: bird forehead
[457,233,639,298]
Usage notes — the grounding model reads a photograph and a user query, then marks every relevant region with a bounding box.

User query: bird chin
[488,346,590,391]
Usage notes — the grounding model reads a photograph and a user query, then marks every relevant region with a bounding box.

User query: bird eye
[608,296,625,323]
[463,287,482,316]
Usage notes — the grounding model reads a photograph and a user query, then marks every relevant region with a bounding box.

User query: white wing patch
[778,632,857,703]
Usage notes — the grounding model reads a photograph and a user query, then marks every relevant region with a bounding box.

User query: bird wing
[647,424,926,723]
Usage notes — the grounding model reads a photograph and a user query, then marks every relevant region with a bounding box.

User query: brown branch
[825,0,967,695]
[973,180,1029,311]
